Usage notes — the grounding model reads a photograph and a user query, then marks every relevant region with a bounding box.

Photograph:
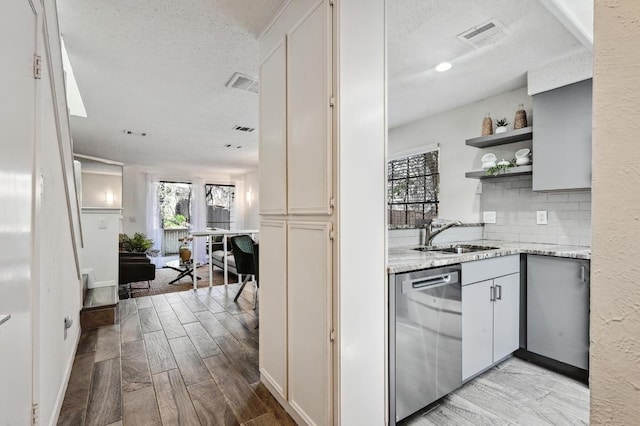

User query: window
[205,184,236,230]
[388,150,439,227]
[158,181,192,229]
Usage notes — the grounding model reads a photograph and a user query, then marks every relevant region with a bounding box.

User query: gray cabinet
[462,279,493,380]
[527,255,590,370]
[532,79,592,191]
[462,256,520,381]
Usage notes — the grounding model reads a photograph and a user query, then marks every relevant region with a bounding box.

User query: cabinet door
[528,256,590,369]
[288,221,332,425]
[532,79,592,191]
[493,273,520,362]
[287,1,332,214]
[259,40,287,215]
[462,280,494,381]
[259,221,287,398]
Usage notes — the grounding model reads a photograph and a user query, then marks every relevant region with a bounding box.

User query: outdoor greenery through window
[388,150,439,227]
[205,184,235,230]
[158,182,192,229]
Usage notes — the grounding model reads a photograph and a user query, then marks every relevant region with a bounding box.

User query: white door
[0,0,37,424]
[259,40,288,215]
[493,273,521,362]
[287,0,333,215]
[288,221,332,425]
[259,221,288,398]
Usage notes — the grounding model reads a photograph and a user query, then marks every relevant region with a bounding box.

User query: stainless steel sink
[413,244,499,254]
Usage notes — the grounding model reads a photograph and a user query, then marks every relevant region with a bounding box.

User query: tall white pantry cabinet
[258,1,335,425]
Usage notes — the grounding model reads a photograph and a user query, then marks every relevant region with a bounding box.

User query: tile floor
[58,282,295,426]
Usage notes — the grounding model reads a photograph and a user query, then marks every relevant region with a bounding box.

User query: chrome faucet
[422,220,463,246]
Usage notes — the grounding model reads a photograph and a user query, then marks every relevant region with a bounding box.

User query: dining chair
[229,235,259,310]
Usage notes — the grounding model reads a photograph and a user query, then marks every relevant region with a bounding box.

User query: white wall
[81,172,122,208]
[121,164,246,236]
[37,1,84,424]
[243,169,260,229]
[388,87,533,223]
[337,0,387,423]
[81,210,121,288]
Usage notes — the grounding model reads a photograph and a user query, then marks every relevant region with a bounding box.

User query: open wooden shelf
[465,165,532,179]
[465,126,533,148]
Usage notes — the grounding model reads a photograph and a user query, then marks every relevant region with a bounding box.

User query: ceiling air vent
[457,20,507,49]
[226,72,258,94]
[232,125,255,133]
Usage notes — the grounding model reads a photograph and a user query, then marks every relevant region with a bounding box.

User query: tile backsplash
[480,176,591,246]
[388,225,484,248]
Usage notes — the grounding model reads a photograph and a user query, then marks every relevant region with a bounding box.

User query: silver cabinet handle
[580,265,586,282]
[496,285,502,300]
[490,286,496,302]
[0,314,11,326]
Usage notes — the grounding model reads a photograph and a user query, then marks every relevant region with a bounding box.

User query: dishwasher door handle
[402,272,459,293]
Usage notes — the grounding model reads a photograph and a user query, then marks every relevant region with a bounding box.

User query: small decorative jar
[514,103,528,129]
[482,112,493,136]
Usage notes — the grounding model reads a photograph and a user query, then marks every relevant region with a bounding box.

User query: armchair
[119,252,156,297]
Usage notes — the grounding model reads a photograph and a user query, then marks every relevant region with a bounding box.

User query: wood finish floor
[402,357,589,426]
[58,283,296,426]
[59,282,589,426]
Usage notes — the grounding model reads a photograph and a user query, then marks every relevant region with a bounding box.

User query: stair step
[83,286,118,311]
[81,285,118,330]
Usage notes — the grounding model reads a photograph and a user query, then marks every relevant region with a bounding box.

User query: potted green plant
[119,232,154,254]
[486,159,515,176]
[495,118,510,134]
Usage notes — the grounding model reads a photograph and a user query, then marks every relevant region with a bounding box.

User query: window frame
[387,146,440,229]
[204,183,236,230]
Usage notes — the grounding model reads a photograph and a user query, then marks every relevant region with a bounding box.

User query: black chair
[119,252,156,297]
[229,235,259,308]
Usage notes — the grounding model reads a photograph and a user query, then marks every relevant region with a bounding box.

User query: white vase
[495,126,508,134]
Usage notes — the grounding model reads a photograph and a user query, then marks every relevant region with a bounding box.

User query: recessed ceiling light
[123,130,148,136]
[435,62,452,72]
[232,125,255,132]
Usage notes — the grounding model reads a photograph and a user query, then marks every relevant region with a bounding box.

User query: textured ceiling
[57,0,285,174]
[59,0,588,171]
[387,0,589,129]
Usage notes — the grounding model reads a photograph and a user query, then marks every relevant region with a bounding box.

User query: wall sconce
[105,191,115,205]
[246,190,253,204]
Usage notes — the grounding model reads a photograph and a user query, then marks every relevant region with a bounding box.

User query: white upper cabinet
[259,40,288,215]
[286,1,333,215]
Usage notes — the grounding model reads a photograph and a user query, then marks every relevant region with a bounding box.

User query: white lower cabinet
[462,256,520,381]
[259,221,288,398]
[259,220,333,426]
[287,221,332,425]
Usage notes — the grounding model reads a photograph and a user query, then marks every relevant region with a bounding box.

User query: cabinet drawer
[462,255,519,285]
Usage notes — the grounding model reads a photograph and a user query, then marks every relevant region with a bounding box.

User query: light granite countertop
[388,240,591,274]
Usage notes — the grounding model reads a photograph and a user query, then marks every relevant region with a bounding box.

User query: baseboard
[88,279,116,289]
[49,327,81,426]
[259,368,286,399]
[514,349,589,384]
[260,373,307,426]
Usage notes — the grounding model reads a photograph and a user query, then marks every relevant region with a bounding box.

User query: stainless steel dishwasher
[390,265,462,423]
